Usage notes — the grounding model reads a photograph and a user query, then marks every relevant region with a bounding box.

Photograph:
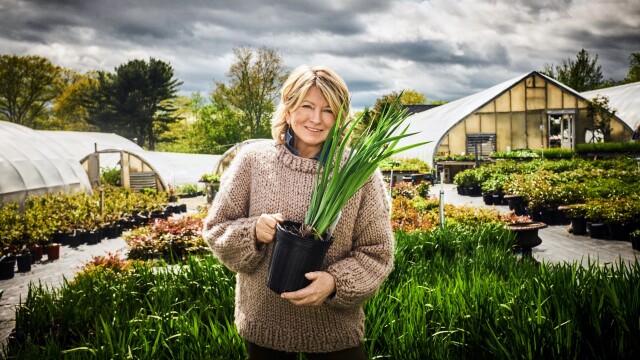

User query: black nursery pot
[267,221,333,294]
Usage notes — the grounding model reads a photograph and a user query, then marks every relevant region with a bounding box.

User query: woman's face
[286,86,336,158]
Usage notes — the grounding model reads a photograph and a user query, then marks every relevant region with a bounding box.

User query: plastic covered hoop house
[0,121,92,205]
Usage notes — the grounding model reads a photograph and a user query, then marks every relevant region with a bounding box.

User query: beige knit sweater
[202,141,394,353]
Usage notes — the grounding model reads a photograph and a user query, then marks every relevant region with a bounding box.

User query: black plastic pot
[16,254,32,272]
[492,194,503,206]
[526,208,543,222]
[607,222,631,241]
[482,193,494,205]
[571,218,587,236]
[631,233,640,250]
[267,221,333,294]
[0,257,16,279]
[589,223,609,240]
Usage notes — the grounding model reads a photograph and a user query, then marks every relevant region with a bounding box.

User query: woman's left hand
[280,271,336,306]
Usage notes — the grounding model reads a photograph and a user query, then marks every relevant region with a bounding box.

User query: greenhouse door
[548,112,574,149]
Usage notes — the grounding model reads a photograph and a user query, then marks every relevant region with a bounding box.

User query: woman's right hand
[255,213,284,244]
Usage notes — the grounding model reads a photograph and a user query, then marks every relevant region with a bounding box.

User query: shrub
[380,157,431,173]
[177,183,200,196]
[125,215,211,262]
[100,167,121,186]
[576,141,640,154]
[391,182,419,199]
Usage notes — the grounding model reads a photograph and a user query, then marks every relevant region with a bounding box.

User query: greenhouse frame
[395,71,634,173]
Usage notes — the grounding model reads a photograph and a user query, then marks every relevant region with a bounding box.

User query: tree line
[1,48,638,153]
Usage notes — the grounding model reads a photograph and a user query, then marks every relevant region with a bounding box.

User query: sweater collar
[276,143,321,174]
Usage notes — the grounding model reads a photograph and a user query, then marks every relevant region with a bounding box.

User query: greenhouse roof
[581,81,640,132]
[394,71,586,165]
[38,130,221,186]
[0,121,91,205]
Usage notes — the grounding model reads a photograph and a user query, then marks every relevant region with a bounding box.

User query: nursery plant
[301,99,428,240]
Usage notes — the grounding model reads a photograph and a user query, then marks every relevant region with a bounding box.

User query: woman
[203,65,394,359]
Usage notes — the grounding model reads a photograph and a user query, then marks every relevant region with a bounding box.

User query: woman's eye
[323,109,334,114]
[302,104,313,109]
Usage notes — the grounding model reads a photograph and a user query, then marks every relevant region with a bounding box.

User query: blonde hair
[271,65,350,143]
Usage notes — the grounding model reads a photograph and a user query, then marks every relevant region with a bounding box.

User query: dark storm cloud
[1,0,638,109]
[4,0,391,46]
[335,40,511,68]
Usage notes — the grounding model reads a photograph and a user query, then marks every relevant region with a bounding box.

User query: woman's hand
[255,213,284,244]
[281,271,336,306]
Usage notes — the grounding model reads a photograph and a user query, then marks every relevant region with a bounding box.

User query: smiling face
[286,86,336,158]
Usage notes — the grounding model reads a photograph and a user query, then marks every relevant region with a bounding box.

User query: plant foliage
[303,97,429,239]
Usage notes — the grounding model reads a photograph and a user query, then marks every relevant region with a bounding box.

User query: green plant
[100,167,121,186]
[434,154,477,162]
[303,97,428,239]
[576,141,640,154]
[534,148,575,159]
[199,173,220,183]
[391,182,419,199]
[0,202,24,254]
[566,204,587,219]
[490,149,539,159]
[453,169,477,187]
[178,183,200,196]
[415,181,431,198]
[481,173,508,194]
[380,157,431,172]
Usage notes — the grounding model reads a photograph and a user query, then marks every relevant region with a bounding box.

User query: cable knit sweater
[202,141,394,353]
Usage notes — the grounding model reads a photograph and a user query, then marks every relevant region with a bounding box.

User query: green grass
[4,224,640,359]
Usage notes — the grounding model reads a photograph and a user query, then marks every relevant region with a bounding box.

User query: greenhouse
[0,121,92,206]
[581,80,640,132]
[395,71,634,171]
[38,130,222,190]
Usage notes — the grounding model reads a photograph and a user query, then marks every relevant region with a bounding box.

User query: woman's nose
[309,110,322,123]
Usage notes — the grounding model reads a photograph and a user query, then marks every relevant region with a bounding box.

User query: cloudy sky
[1,0,639,109]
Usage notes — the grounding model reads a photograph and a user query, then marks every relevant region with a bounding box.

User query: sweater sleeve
[324,170,394,309]
[202,151,267,274]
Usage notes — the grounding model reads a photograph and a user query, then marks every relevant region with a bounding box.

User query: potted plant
[566,204,588,236]
[602,197,637,241]
[631,229,640,250]
[584,200,609,240]
[501,211,545,257]
[268,100,428,294]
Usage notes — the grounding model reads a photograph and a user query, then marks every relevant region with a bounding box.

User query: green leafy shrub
[125,214,211,262]
[100,167,121,186]
[577,141,640,154]
[434,154,477,162]
[380,157,431,173]
[177,183,200,196]
[199,173,220,183]
[533,148,575,159]
[490,149,539,159]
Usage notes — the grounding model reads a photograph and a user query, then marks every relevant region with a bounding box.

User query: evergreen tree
[86,58,182,149]
[542,49,603,91]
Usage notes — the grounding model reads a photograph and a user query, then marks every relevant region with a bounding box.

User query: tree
[86,58,182,150]
[542,49,603,91]
[212,46,288,138]
[155,92,245,154]
[0,55,62,128]
[356,89,428,136]
[624,52,640,83]
[586,95,616,142]
[48,70,99,131]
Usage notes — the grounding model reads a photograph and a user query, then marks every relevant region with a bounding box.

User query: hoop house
[0,121,91,205]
